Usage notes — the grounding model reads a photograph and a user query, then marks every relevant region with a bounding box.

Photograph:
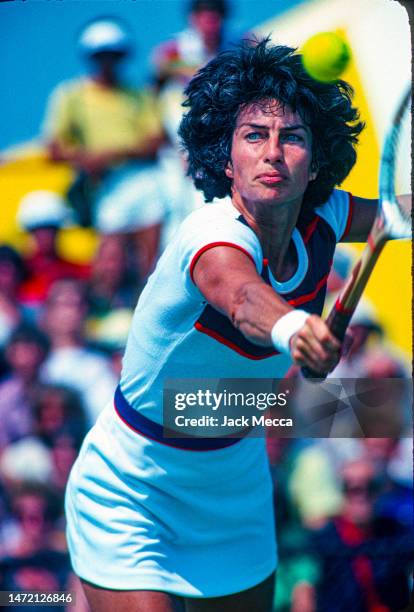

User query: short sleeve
[315,189,352,242]
[42,83,77,145]
[135,90,164,139]
[176,203,263,299]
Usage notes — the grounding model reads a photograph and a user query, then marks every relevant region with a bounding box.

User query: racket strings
[380,89,411,238]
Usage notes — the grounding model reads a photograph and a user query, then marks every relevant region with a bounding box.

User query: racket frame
[303,87,411,378]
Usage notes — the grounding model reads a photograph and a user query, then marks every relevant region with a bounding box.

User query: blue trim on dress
[114,385,241,451]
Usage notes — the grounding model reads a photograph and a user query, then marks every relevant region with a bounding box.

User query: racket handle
[301,306,354,381]
[325,307,354,342]
[301,366,328,380]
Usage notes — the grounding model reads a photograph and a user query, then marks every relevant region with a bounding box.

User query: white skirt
[65,401,277,597]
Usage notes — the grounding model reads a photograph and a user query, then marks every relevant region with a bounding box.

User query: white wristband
[271,309,310,355]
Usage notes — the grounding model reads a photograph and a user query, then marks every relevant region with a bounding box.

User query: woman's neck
[231,193,300,281]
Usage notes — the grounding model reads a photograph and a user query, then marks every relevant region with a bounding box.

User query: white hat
[0,437,53,484]
[17,190,69,231]
[79,19,131,56]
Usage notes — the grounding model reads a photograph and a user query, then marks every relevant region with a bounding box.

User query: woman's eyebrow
[280,124,309,132]
[237,122,270,129]
[237,122,309,132]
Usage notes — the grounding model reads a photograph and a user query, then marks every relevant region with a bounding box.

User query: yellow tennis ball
[301,32,351,82]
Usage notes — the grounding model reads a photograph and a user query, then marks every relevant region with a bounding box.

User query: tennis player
[65,40,378,611]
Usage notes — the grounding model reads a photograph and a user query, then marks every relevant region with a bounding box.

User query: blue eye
[246,132,263,141]
[281,133,303,143]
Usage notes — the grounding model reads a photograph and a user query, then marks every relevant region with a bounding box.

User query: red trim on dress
[287,270,330,307]
[302,216,320,243]
[189,242,255,283]
[194,321,278,360]
[341,193,355,240]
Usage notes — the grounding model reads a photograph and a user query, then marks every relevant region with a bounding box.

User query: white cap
[17,190,69,231]
[79,19,131,56]
[0,437,53,484]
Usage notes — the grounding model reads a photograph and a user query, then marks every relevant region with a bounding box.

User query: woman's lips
[257,173,286,185]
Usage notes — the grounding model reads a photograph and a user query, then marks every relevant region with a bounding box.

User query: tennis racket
[303,86,411,379]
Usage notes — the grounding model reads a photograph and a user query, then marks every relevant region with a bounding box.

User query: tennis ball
[301,32,351,82]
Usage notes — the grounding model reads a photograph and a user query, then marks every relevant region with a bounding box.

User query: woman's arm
[192,246,341,375]
[48,135,165,176]
[341,196,378,243]
[341,193,410,242]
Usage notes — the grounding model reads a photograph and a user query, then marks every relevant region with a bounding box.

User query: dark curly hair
[179,38,364,210]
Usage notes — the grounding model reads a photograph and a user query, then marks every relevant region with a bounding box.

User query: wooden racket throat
[302,86,411,380]
[327,217,388,343]
[301,226,389,380]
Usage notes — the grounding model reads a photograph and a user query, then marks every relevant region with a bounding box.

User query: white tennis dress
[65,191,351,596]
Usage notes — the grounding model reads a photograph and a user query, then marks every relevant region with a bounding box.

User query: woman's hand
[290,315,341,375]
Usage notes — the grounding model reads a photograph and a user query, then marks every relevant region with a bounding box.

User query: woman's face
[225,100,317,213]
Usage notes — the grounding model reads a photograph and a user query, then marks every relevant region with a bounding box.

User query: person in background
[40,279,117,426]
[0,324,50,453]
[153,0,231,142]
[152,0,235,249]
[32,385,88,494]
[310,459,413,611]
[32,384,87,451]
[0,245,26,350]
[44,17,166,280]
[361,437,413,532]
[285,297,410,442]
[84,235,137,359]
[266,437,320,612]
[86,235,138,320]
[17,190,90,315]
[0,482,74,612]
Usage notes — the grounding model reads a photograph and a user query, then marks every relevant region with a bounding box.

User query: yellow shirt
[43,78,163,153]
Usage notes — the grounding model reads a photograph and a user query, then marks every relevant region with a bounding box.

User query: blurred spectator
[32,385,88,494]
[0,483,73,611]
[267,438,320,612]
[44,17,166,280]
[285,299,410,439]
[49,433,83,496]
[17,190,90,315]
[361,438,413,531]
[287,440,344,530]
[332,300,403,378]
[0,324,50,452]
[1,482,61,557]
[154,0,229,80]
[86,234,138,316]
[0,438,53,489]
[310,459,413,611]
[85,234,136,361]
[0,245,26,348]
[33,384,87,449]
[40,279,117,425]
[152,0,231,142]
[152,0,236,249]
[87,308,133,379]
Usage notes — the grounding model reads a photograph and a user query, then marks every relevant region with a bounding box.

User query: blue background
[1,0,304,150]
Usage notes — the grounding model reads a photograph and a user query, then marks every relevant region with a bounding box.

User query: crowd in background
[0,1,412,610]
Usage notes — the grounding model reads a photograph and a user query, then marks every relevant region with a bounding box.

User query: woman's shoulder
[181,197,256,234]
